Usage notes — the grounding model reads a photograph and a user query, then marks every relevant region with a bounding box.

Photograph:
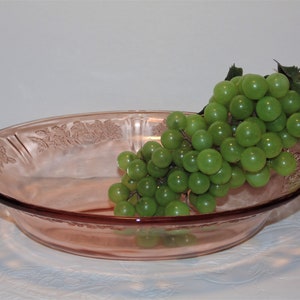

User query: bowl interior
[0,111,300,218]
[1,111,300,260]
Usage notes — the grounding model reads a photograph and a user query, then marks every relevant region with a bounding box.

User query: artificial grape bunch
[108,61,300,217]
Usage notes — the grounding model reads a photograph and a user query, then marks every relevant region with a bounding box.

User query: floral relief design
[30,119,123,153]
[0,141,16,171]
[283,150,300,193]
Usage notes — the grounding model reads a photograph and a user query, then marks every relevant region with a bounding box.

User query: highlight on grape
[108,61,300,217]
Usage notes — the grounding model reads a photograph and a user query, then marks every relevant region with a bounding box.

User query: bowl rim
[0,109,174,132]
[0,110,300,226]
[0,188,299,225]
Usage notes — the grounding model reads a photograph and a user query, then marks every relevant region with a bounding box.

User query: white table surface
[1,1,300,299]
[0,198,300,300]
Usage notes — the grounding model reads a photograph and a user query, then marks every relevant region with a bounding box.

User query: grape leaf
[224,64,243,80]
[275,59,300,94]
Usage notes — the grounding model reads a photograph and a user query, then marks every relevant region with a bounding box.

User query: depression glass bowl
[0,110,300,261]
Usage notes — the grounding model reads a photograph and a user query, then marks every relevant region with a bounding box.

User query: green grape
[154,205,166,216]
[170,233,197,246]
[266,72,290,98]
[197,148,223,175]
[155,184,180,206]
[209,160,232,185]
[108,182,130,203]
[230,75,243,94]
[181,139,193,150]
[171,140,193,166]
[165,200,190,216]
[229,165,246,188]
[229,121,238,135]
[127,159,148,181]
[136,149,143,159]
[191,129,213,151]
[256,96,282,122]
[241,73,269,100]
[245,116,266,134]
[137,176,157,197]
[162,235,178,247]
[185,114,207,136]
[167,169,189,193]
[240,146,266,172]
[246,165,271,188]
[166,111,187,130]
[117,151,137,171]
[141,141,161,161]
[136,232,160,248]
[172,147,189,168]
[147,160,169,178]
[235,120,262,147]
[121,173,138,191]
[188,171,210,194]
[152,147,172,168]
[163,233,196,247]
[286,112,300,138]
[230,75,242,85]
[208,95,216,103]
[161,129,184,150]
[136,197,158,217]
[229,94,254,120]
[209,182,230,198]
[188,192,198,206]
[114,201,135,217]
[203,102,228,124]
[257,132,283,159]
[220,137,244,163]
[213,80,237,106]
[280,90,300,115]
[270,151,297,176]
[128,193,139,206]
[265,112,287,132]
[195,193,216,214]
[208,121,233,146]
[182,150,200,172]
[278,129,298,148]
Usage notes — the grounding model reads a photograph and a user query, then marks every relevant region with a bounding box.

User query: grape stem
[180,129,192,145]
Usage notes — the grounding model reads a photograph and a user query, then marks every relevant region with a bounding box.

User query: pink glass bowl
[0,111,299,260]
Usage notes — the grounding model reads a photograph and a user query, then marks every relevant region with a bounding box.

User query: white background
[0,0,299,129]
[1,2,300,299]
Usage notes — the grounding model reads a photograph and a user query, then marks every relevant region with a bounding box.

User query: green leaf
[198,106,206,115]
[275,59,300,94]
[224,64,243,80]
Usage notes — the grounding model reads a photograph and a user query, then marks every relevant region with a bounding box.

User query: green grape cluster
[108,71,300,217]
